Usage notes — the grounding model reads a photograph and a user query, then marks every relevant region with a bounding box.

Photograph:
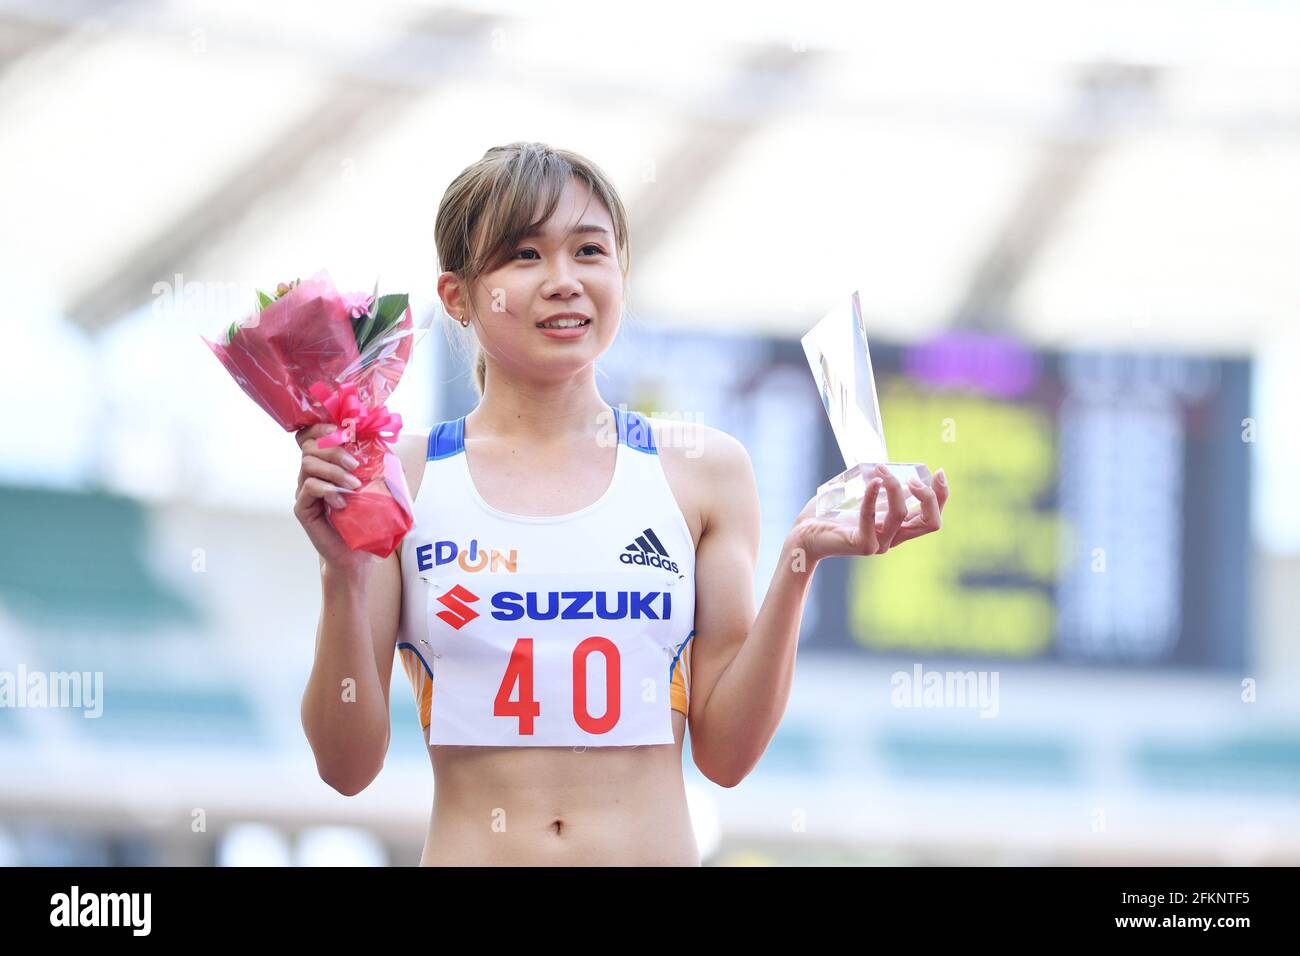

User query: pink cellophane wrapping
[202,270,417,558]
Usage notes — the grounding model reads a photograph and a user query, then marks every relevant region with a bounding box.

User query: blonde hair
[434,142,631,397]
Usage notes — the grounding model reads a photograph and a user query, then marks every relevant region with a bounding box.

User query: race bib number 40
[421,570,681,747]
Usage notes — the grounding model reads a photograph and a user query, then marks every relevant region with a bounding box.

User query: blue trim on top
[668,628,695,682]
[613,405,657,454]
[426,417,466,460]
[428,407,657,458]
[396,642,434,680]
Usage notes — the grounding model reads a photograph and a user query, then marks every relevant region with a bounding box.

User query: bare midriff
[419,710,699,865]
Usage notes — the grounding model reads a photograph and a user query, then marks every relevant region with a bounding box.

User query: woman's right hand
[294,422,370,574]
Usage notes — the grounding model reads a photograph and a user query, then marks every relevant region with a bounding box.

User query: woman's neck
[467,368,612,446]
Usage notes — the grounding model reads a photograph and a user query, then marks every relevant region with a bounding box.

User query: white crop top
[395,404,696,747]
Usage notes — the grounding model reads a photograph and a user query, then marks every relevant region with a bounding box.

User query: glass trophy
[801,291,932,518]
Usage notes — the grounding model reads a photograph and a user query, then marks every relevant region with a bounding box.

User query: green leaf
[354,310,377,356]
[351,280,379,349]
[256,289,275,310]
[225,320,240,344]
[356,293,409,357]
[373,292,408,330]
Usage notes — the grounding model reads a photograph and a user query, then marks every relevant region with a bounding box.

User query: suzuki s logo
[435,584,480,629]
[417,538,518,574]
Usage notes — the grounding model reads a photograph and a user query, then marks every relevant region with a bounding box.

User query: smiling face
[458,175,624,386]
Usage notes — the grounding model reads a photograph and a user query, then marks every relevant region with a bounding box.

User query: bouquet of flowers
[202,270,423,558]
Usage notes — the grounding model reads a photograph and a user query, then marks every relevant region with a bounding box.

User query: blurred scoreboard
[444,326,1250,670]
[839,334,1250,670]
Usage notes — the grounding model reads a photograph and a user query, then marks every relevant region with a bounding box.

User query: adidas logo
[620,527,679,574]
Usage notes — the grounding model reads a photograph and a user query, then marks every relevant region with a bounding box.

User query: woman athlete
[294,142,949,866]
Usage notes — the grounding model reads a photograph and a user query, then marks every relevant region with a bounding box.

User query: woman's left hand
[789,465,949,566]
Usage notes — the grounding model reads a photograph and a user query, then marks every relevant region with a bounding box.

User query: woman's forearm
[300,563,391,794]
[691,535,818,787]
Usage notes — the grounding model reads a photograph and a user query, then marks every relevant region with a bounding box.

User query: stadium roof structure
[0,0,1296,356]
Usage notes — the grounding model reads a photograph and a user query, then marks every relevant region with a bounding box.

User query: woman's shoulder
[645,417,751,478]
[392,426,432,499]
[645,417,754,547]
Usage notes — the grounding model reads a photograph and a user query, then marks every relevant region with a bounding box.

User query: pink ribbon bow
[308,381,403,449]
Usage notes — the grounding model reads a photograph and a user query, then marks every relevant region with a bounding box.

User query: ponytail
[474,347,487,397]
